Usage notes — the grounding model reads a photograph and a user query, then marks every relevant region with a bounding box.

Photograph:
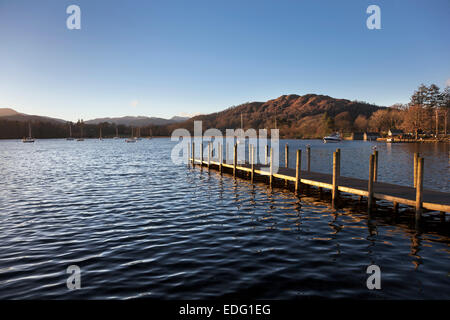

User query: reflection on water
[0,139,448,299]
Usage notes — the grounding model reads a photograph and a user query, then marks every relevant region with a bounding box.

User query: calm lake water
[0,138,449,299]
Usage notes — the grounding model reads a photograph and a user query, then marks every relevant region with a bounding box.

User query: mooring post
[200,142,204,170]
[265,145,268,165]
[307,145,311,172]
[414,152,419,187]
[208,142,211,170]
[269,147,273,187]
[415,157,424,219]
[192,142,195,167]
[187,141,191,168]
[373,150,378,182]
[332,151,340,208]
[284,143,289,186]
[393,201,399,212]
[368,154,375,213]
[219,143,223,174]
[295,149,301,194]
[233,143,237,177]
[251,144,255,183]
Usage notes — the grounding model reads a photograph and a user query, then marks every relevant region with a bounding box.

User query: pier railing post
[208,142,211,170]
[285,143,289,186]
[270,147,273,187]
[332,151,340,208]
[265,145,268,165]
[251,144,255,183]
[307,145,311,172]
[187,141,191,167]
[233,143,237,177]
[295,149,301,194]
[414,152,419,187]
[368,154,375,213]
[415,157,424,219]
[192,142,195,167]
[219,143,223,174]
[373,150,378,182]
[200,142,204,170]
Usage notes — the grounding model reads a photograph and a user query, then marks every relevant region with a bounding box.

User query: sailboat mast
[28,122,31,138]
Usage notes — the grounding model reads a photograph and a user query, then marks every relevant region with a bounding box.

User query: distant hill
[0,108,19,117]
[85,115,189,126]
[0,108,66,124]
[162,94,384,138]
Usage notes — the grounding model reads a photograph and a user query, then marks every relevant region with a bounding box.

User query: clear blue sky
[0,0,449,121]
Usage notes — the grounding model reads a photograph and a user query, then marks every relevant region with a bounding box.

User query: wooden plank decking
[190,152,450,214]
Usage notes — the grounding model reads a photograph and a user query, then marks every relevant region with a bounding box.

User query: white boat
[113,126,120,139]
[126,127,137,143]
[323,132,341,143]
[22,123,35,143]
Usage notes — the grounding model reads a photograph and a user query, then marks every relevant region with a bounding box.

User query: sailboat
[126,127,136,143]
[66,123,74,140]
[99,127,103,140]
[135,127,142,140]
[77,125,84,141]
[22,122,35,143]
[113,126,119,139]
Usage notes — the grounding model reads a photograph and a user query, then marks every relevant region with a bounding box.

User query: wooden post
[307,145,311,172]
[393,201,399,212]
[332,151,339,208]
[295,149,301,194]
[269,147,273,187]
[251,144,255,183]
[368,154,375,213]
[187,141,191,167]
[233,143,237,177]
[285,143,289,186]
[192,142,195,167]
[373,150,378,182]
[200,142,203,170]
[415,157,424,219]
[219,143,223,174]
[285,144,289,168]
[414,152,419,187]
[265,145,268,165]
[207,142,211,170]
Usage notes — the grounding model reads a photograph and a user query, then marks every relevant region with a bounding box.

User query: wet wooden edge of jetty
[188,142,450,217]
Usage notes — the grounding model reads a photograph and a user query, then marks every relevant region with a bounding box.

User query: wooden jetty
[188,142,450,217]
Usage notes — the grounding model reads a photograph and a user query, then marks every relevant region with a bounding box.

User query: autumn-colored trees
[357,84,449,138]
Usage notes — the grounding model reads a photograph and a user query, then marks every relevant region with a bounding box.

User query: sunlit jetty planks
[189,143,450,215]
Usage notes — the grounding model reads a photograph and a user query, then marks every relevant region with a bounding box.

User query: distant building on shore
[348,132,364,140]
[364,132,381,141]
[388,129,404,137]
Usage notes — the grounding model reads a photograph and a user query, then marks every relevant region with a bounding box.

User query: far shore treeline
[1,84,449,140]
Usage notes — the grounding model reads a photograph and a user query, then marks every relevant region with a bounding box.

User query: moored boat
[323,132,341,143]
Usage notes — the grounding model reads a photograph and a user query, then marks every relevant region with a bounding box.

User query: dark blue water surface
[0,138,449,299]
